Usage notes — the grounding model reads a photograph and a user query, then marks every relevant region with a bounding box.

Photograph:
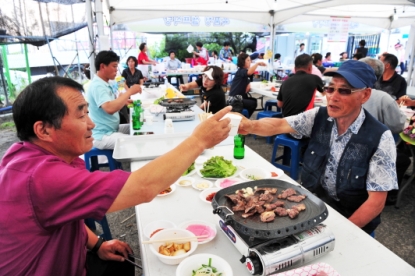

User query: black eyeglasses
[324,86,366,95]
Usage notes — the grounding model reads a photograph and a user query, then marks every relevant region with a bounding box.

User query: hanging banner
[328,17,350,42]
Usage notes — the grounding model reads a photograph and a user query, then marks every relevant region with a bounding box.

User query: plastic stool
[370,231,375,238]
[242,109,250,118]
[255,111,282,143]
[265,100,281,112]
[84,148,121,171]
[83,147,122,240]
[271,134,309,180]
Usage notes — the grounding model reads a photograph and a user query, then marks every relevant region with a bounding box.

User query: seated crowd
[0,43,411,274]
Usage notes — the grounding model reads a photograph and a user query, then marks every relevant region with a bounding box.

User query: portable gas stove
[159,98,196,121]
[212,179,335,275]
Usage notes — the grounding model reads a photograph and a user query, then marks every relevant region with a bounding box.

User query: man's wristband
[91,236,105,253]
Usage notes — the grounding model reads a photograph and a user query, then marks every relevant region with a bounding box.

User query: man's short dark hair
[196,42,203,47]
[139,43,146,51]
[223,42,230,47]
[237,53,249,68]
[126,56,138,67]
[95,51,120,71]
[274,53,281,59]
[300,43,305,47]
[169,50,175,55]
[13,77,84,141]
[203,66,224,87]
[325,52,331,58]
[359,39,366,47]
[295,54,313,70]
[383,53,399,69]
[312,53,322,65]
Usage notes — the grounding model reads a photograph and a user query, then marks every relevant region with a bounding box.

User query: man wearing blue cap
[238,60,398,234]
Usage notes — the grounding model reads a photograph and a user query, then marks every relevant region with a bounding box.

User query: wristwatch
[91,236,105,253]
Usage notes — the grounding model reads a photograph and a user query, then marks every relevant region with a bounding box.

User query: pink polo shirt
[0,142,129,275]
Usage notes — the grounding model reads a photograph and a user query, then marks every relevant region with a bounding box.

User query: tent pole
[38,2,59,76]
[71,4,81,81]
[23,44,31,84]
[406,28,415,86]
[269,10,275,81]
[1,45,11,105]
[95,0,105,50]
[86,0,96,77]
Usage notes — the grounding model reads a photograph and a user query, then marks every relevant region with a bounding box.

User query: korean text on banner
[328,17,350,42]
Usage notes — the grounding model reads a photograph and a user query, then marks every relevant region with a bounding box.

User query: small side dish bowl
[239,167,272,181]
[148,228,198,265]
[192,180,213,191]
[176,253,233,276]
[157,184,176,197]
[143,220,176,240]
[178,220,217,244]
[199,188,221,204]
[175,177,195,187]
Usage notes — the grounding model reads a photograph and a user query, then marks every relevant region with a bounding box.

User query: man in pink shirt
[0,77,232,275]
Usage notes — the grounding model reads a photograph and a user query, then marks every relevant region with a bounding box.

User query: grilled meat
[274,207,288,216]
[259,191,274,203]
[255,187,278,194]
[277,188,297,199]
[287,195,307,202]
[292,203,306,212]
[260,211,276,222]
[264,201,285,211]
[287,208,300,219]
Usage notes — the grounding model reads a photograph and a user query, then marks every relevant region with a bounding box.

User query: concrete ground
[1,94,415,275]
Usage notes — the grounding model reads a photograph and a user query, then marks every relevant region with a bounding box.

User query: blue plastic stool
[255,111,282,143]
[370,231,375,238]
[265,100,281,112]
[271,134,309,180]
[242,109,250,118]
[83,147,122,240]
[188,74,200,83]
[84,147,121,171]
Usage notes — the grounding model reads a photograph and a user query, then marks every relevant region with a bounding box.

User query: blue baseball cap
[324,60,377,88]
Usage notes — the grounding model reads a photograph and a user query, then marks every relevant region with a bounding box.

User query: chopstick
[207,101,210,114]
[142,235,209,244]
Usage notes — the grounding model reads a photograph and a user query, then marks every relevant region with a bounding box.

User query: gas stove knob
[245,256,262,275]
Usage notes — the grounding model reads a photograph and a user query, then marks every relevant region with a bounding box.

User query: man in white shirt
[294,43,306,57]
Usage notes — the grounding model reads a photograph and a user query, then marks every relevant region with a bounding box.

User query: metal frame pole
[0,45,11,105]
[23,44,31,84]
[85,0,96,77]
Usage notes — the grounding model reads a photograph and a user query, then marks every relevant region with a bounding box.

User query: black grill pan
[212,179,328,239]
[159,98,196,108]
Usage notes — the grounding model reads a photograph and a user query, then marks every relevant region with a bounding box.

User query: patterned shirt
[219,47,232,61]
[286,107,398,200]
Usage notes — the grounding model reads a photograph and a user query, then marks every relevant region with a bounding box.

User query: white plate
[215,178,243,189]
[177,220,217,244]
[199,188,221,204]
[143,220,176,239]
[176,253,233,276]
[192,180,213,191]
[239,167,271,181]
[270,168,285,179]
[175,177,195,187]
[157,184,176,197]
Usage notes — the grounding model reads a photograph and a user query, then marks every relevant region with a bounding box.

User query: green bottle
[132,103,142,130]
[234,134,245,159]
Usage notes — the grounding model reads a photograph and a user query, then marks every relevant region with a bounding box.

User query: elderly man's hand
[192,106,232,149]
[97,239,133,262]
[235,112,253,135]
[129,84,142,95]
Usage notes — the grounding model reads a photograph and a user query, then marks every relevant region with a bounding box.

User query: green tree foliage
[148,37,169,59]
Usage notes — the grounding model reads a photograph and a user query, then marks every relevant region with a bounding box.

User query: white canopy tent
[95,0,415,81]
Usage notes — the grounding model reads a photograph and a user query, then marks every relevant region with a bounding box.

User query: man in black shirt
[374,53,406,100]
[180,66,226,114]
[277,54,324,117]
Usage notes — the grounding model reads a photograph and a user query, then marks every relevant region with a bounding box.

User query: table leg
[395,144,415,208]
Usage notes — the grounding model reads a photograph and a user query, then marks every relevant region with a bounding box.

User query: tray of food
[212,179,328,239]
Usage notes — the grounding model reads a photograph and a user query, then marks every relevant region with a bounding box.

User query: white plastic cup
[224,113,242,136]
[206,113,242,136]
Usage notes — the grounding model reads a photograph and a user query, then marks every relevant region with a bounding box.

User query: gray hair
[359,57,384,79]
